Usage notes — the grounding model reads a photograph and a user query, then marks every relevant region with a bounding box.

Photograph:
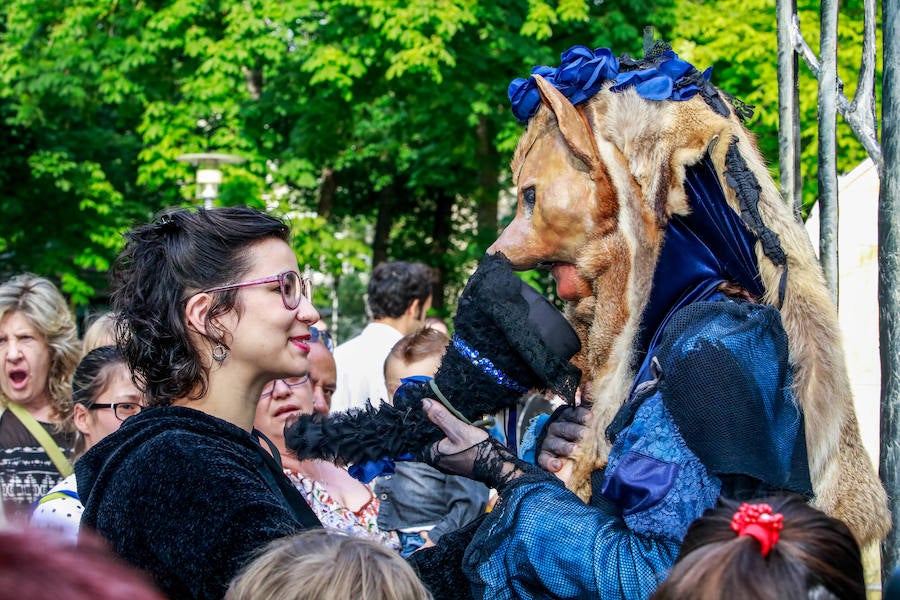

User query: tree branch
[791,14,883,171]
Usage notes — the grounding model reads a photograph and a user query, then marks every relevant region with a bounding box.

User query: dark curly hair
[367,261,434,320]
[651,495,865,600]
[109,206,290,407]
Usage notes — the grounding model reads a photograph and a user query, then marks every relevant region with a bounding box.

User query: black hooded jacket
[76,405,320,600]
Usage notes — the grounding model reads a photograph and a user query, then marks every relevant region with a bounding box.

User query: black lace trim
[724,141,788,256]
[721,90,755,122]
[421,436,549,495]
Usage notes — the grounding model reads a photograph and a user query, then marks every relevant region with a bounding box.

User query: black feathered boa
[284,253,582,472]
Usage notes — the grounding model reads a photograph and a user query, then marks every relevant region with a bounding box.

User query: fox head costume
[488,44,889,546]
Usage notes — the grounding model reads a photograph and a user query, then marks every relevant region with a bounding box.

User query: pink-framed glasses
[201,271,312,310]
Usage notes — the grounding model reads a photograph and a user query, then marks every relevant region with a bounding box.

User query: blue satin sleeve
[462,477,680,600]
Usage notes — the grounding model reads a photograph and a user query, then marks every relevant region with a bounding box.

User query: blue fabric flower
[611,51,710,101]
[508,66,555,122]
[553,46,618,105]
[508,45,712,122]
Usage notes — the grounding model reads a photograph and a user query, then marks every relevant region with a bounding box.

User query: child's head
[81,312,118,355]
[651,495,865,600]
[384,327,449,400]
[226,529,432,600]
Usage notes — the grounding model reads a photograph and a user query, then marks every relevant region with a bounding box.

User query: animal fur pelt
[489,44,890,546]
[284,253,582,468]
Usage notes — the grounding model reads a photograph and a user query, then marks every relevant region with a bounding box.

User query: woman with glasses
[30,345,145,543]
[75,207,322,600]
[254,371,398,550]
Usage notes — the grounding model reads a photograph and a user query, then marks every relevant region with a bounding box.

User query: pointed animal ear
[533,74,602,174]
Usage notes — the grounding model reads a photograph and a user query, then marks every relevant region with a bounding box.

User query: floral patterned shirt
[286,468,399,550]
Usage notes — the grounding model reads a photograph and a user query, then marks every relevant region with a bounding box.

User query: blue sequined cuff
[452,335,528,393]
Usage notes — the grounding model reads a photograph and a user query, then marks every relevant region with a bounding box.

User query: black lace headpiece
[284,253,582,466]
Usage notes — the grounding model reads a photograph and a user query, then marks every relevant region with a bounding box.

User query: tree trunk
[428,188,454,311]
[475,115,500,251]
[880,0,900,582]
[776,0,802,218]
[318,166,336,218]
[372,185,393,267]
[818,0,840,305]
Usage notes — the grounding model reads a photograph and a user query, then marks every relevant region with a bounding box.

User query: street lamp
[176,152,245,209]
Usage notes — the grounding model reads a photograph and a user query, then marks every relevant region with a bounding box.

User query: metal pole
[818,0,839,306]
[881,0,900,582]
[776,0,802,219]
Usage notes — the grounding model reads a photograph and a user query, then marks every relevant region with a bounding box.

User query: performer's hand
[537,405,592,474]
[420,399,544,493]
[421,398,489,458]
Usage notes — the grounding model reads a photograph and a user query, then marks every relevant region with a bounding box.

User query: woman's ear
[184,292,212,336]
[72,403,92,435]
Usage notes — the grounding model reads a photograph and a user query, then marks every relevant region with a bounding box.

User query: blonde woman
[81,312,117,355]
[0,274,80,523]
[226,529,432,600]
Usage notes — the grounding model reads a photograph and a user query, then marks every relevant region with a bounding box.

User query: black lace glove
[417,398,548,495]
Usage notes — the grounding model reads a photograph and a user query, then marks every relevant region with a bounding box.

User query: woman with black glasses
[75,207,322,600]
[30,345,145,543]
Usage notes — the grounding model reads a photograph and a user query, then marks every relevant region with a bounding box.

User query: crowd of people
[0,204,879,600]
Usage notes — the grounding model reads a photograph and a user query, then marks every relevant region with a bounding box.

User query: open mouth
[7,370,27,387]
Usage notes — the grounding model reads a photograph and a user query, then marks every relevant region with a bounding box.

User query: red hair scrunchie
[730,502,784,557]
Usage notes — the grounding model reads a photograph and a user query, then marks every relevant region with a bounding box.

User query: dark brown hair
[367,261,434,320]
[651,495,865,600]
[110,206,290,407]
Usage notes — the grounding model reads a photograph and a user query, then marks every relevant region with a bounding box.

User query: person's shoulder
[333,331,366,357]
[109,410,251,465]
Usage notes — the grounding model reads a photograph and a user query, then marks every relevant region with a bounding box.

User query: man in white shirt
[330,261,434,413]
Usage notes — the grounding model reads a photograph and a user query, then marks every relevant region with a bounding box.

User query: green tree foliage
[0,0,675,317]
[3,0,868,320]
[671,0,880,215]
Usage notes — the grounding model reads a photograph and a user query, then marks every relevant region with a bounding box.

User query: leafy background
[0,0,880,340]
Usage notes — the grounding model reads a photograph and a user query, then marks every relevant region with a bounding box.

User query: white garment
[30,473,82,544]
[331,323,403,413]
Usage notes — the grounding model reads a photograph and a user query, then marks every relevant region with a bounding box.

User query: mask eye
[522,186,536,218]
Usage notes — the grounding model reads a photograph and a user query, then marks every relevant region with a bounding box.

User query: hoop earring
[212,343,228,362]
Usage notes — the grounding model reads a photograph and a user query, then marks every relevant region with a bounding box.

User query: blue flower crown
[508,45,715,122]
